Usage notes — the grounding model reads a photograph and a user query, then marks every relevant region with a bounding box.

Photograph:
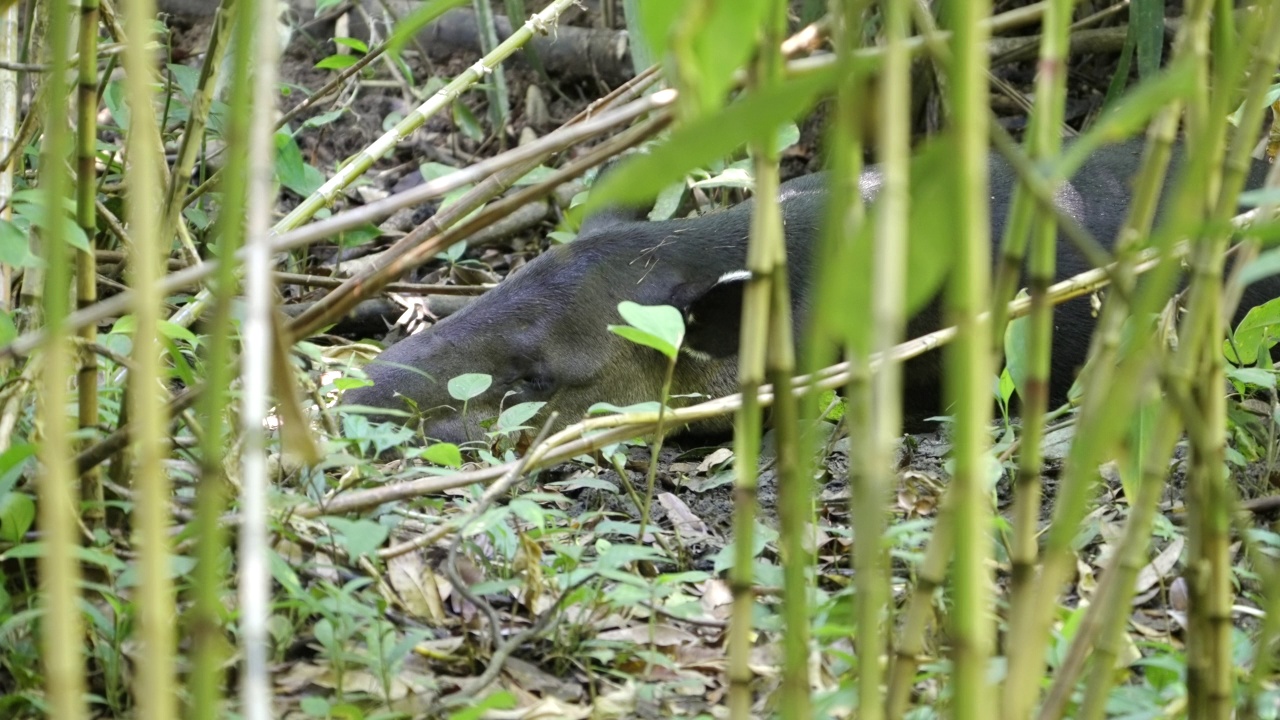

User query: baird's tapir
[341,139,1277,444]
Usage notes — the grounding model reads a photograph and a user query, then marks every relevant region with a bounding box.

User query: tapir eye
[501,367,552,397]
[519,373,552,395]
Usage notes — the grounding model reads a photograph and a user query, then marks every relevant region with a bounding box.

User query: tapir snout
[341,140,1277,444]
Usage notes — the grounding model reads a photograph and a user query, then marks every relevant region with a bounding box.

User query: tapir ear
[682,270,751,358]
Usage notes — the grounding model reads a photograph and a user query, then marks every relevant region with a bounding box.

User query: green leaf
[388,0,469,56]
[322,517,390,559]
[1238,186,1280,209]
[634,1,682,63]
[1,543,128,572]
[445,690,517,720]
[273,130,326,198]
[333,37,368,54]
[1238,246,1280,289]
[315,54,359,71]
[448,373,492,401]
[452,101,485,142]
[611,301,684,359]
[1003,293,1031,401]
[495,401,546,433]
[588,400,666,416]
[610,325,676,358]
[419,442,463,468]
[157,320,199,346]
[690,0,773,114]
[0,491,33,543]
[103,80,129,129]
[166,63,202,100]
[110,315,138,334]
[649,182,686,221]
[15,200,88,253]
[0,218,30,266]
[300,109,346,130]
[1227,297,1280,365]
[420,161,460,181]
[998,367,1016,404]
[0,311,15,348]
[335,223,382,249]
[585,65,838,211]
[1062,56,1197,176]
[1130,0,1164,78]
[1227,367,1276,390]
[513,165,556,186]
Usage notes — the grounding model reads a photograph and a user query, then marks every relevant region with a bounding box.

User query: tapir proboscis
[340,139,1278,444]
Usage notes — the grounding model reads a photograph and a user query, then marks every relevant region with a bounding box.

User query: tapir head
[340,203,784,445]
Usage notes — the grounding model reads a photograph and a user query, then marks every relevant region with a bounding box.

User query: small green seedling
[607,301,687,546]
[447,373,492,442]
[608,301,685,360]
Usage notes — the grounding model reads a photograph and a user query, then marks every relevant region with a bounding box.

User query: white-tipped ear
[716,269,752,284]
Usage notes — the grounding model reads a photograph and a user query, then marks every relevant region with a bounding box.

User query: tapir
[341,139,1277,444]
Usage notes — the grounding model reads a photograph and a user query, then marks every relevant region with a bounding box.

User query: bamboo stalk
[859,0,909,715]
[750,3,811,717]
[238,0,282,715]
[947,0,996,714]
[997,0,1073,715]
[190,0,253,716]
[725,2,800,708]
[76,0,103,526]
[122,0,176,716]
[35,0,87,715]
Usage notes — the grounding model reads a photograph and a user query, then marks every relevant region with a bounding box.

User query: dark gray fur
[342,140,1277,443]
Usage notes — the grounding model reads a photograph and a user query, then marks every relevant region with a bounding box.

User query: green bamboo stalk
[190,0,254,715]
[1171,6,1270,714]
[35,0,87,715]
[812,22,870,700]
[998,0,1073,715]
[122,0,176,718]
[1222,10,1280,712]
[725,139,765,720]
[946,0,995,714]
[726,23,782,720]
[748,3,811,716]
[239,0,282,714]
[76,0,102,527]
[860,0,911,714]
